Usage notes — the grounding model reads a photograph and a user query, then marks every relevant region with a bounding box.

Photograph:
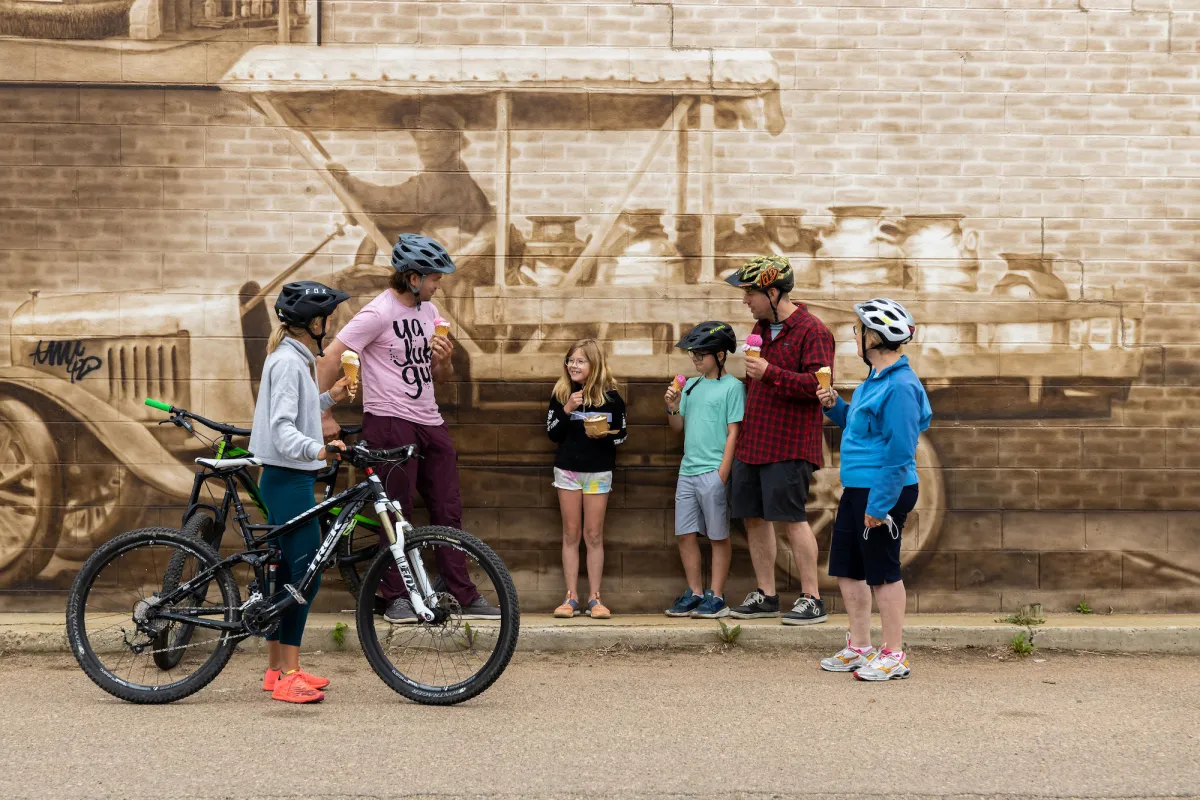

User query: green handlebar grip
[145,398,171,412]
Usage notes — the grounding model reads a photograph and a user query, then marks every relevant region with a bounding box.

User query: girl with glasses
[545,338,627,619]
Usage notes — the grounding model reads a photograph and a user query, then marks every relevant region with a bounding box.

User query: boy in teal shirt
[664,322,745,618]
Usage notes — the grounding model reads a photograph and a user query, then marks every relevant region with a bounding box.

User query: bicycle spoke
[362,532,515,703]
[75,535,237,695]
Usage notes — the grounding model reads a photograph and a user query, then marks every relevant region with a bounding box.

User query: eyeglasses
[565,359,589,367]
[852,324,860,335]
[688,351,712,361]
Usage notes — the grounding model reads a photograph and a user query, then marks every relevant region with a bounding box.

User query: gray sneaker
[383,598,417,624]
[460,596,501,620]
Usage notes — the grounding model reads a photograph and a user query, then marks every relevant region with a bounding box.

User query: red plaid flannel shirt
[736,305,836,467]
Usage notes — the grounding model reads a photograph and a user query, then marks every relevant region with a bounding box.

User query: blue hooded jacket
[823,355,932,519]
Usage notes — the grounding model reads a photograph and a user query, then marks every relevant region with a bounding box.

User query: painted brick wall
[1,0,1199,614]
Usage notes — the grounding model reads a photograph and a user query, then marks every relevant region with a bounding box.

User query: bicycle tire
[356,526,519,706]
[67,527,240,704]
[152,513,221,671]
[336,519,380,599]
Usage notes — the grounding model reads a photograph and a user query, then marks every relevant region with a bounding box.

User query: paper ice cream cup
[584,415,608,436]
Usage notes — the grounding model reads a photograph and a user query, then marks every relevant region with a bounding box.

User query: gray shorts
[675,470,730,541]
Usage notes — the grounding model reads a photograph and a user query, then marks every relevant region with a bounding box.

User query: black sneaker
[730,589,780,619]
[781,594,828,626]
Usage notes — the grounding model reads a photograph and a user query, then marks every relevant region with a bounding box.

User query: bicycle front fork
[375,499,438,623]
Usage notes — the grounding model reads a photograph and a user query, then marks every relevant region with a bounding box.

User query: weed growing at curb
[717,620,742,645]
[1000,604,1045,627]
[1076,600,1093,614]
[330,621,348,650]
[1010,631,1035,657]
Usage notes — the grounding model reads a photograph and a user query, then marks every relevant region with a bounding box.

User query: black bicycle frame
[150,475,383,634]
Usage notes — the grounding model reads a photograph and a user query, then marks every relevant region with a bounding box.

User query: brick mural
[0,0,1198,615]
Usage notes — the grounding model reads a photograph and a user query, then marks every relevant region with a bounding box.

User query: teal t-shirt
[679,373,746,476]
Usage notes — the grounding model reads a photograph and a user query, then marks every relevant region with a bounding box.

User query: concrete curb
[4,614,1200,655]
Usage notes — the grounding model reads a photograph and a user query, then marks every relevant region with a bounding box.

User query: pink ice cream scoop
[673,374,686,389]
[432,316,450,336]
[744,334,763,356]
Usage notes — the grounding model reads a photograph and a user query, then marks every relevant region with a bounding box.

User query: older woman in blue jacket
[815,298,932,681]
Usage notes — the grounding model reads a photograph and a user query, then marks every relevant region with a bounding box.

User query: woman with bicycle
[249,281,353,703]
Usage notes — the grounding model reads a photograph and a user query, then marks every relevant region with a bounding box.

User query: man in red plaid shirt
[724,255,835,625]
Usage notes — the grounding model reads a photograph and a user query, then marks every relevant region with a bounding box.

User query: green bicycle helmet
[724,255,796,322]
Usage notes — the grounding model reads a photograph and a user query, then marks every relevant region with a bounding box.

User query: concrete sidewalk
[4,612,1200,655]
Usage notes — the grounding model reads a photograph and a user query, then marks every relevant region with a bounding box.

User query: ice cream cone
[432,316,450,338]
[673,374,686,391]
[341,351,360,399]
[816,367,832,390]
[744,333,763,359]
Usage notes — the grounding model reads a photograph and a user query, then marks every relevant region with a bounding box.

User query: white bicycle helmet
[854,298,915,366]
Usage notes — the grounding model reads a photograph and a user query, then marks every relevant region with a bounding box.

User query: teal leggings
[259,466,322,647]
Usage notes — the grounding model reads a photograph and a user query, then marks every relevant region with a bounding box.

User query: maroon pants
[361,414,479,606]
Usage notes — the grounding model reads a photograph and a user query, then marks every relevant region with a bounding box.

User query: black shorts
[730,459,815,523]
[828,485,919,586]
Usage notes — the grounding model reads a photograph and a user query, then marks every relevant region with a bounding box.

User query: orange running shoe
[263,668,330,692]
[586,598,611,619]
[271,671,325,704]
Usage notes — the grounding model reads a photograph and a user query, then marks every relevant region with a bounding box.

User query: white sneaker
[855,649,910,681]
[820,633,876,673]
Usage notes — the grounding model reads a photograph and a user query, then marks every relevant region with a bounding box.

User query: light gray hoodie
[249,337,335,471]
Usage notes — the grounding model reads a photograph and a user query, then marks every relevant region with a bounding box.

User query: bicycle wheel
[357,526,519,705]
[152,512,222,671]
[67,527,240,704]
[336,516,380,599]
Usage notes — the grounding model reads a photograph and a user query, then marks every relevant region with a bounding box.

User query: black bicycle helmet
[675,321,737,381]
[274,280,350,357]
[391,234,456,308]
[675,321,737,355]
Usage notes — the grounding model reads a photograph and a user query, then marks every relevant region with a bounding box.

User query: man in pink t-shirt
[319,234,499,624]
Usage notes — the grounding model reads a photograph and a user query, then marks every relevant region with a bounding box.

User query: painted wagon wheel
[57,430,143,551]
[0,398,63,586]
[774,431,944,592]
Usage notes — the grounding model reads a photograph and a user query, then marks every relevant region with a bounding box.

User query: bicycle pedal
[283,584,307,606]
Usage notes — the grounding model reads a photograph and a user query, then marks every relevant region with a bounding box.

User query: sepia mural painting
[2,2,1199,613]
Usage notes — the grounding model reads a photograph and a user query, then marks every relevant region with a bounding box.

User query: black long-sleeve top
[545,388,628,472]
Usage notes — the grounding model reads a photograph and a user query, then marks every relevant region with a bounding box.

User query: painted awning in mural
[218,44,780,95]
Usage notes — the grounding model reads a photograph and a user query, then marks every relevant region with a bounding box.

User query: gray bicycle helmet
[391,234,456,308]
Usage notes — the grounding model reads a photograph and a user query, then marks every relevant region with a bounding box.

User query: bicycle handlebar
[145,398,252,438]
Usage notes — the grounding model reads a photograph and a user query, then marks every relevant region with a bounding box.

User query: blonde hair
[266,324,307,355]
[553,338,618,408]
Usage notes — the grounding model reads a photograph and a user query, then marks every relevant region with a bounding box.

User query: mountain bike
[66,432,520,705]
[142,399,382,669]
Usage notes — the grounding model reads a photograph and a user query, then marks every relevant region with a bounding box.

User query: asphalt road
[1,648,1197,800]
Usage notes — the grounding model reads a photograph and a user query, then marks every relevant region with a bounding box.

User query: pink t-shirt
[336,291,444,426]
